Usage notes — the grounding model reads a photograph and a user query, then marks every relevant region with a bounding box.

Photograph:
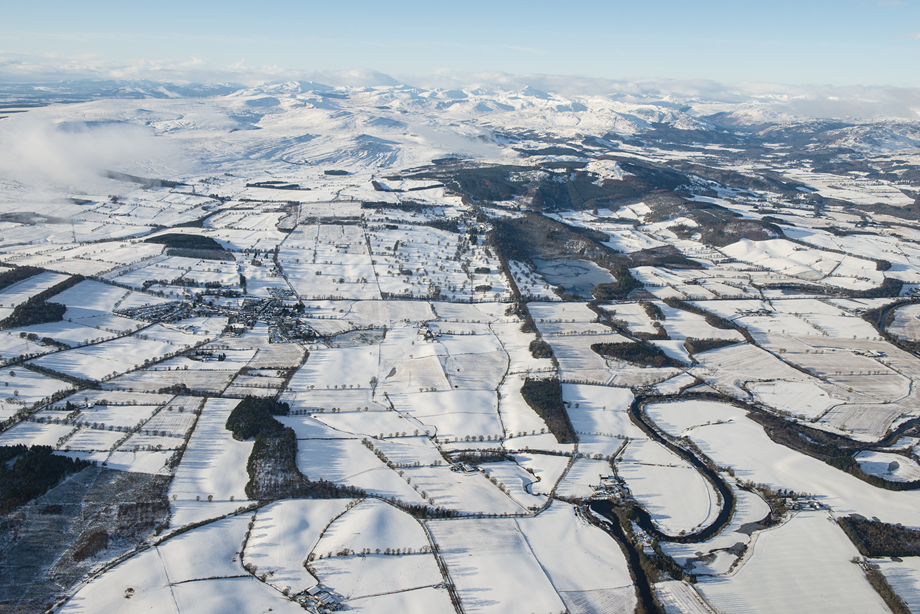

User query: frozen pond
[532,258,615,299]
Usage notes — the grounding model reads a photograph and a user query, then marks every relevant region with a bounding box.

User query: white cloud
[0,52,401,87]
[0,116,182,193]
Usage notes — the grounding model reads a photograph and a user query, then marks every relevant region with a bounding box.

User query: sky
[0,0,918,88]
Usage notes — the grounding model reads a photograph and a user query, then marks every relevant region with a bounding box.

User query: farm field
[168,398,251,504]
[877,557,920,613]
[889,303,920,341]
[428,518,567,614]
[855,450,920,482]
[56,514,305,614]
[243,499,354,594]
[655,581,716,614]
[516,503,636,612]
[618,439,721,535]
[697,513,888,614]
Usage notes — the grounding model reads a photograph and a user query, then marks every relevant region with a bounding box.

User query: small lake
[532,258,616,299]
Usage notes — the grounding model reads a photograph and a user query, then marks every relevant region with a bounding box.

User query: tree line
[591,341,685,369]
[0,274,85,330]
[683,338,741,355]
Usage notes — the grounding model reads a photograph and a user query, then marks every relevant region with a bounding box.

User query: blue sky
[1,0,918,86]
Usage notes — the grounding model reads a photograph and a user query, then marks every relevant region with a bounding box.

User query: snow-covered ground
[4,81,920,613]
[697,513,889,614]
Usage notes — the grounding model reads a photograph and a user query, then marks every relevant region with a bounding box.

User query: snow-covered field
[57,514,311,614]
[168,398,251,505]
[855,450,920,482]
[877,557,920,612]
[697,513,888,614]
[428,518,568,614]
[889,303,920,341]
[618,439,721,535]
[516,503,636,613]
[4,80,920,613]
[244,499,353,593]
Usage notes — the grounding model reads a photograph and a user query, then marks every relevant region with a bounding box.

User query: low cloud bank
[0,116,180,192]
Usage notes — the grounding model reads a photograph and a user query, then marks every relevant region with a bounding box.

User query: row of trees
[683,337,741,355]
[0,266,45,293]
[0,274,85,330]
